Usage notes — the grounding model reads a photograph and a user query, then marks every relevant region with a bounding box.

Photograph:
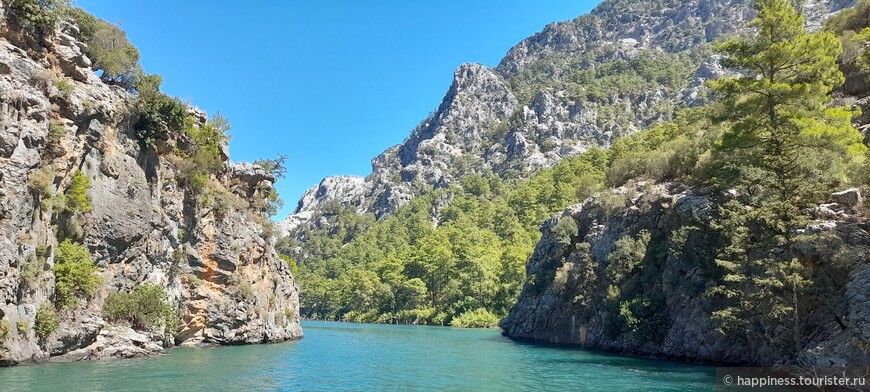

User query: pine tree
[65,171,92,213]
[708,0,867,357]
[711,0,865,208]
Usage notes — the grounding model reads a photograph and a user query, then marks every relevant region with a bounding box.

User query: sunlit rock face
[281,0,855,238]
[0,8,301,365]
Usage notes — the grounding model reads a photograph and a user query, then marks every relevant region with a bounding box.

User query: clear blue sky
[75,1,602,218]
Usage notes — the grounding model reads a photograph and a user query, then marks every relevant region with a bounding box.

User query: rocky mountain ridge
[280,0,855,236]
[0,3,301,365]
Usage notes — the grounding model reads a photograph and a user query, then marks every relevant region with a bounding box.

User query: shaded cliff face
[0,9,301,364]
[501,184,870,366]
[280,0,854,233]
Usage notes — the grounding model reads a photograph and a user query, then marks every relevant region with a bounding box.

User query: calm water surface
[0,320,715,391]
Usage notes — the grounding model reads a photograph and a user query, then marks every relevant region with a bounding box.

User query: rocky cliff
[0,4,301,365]
[501,183,870,366]
[278,175,366,234]
[280,0,855,235]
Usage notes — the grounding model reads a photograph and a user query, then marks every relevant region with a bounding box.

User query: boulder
[831,188,862,208]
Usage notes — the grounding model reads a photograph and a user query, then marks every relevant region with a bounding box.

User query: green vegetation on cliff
[280,150,611,325]
[104,284,177,333]
[284,109,723,326]
[53,239,101,308]
[706,0,866,354]
[34,304,59,338]
[286,0,870,332]
[7,0,66,36]
[10,1,142,87]
[64,171,92,213]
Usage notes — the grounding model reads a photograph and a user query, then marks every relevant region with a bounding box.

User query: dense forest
[279,0,870,328]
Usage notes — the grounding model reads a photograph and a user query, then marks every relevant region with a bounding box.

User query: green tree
[409,230,455,308]
[8,0,68,36]
[450,308,500,328]
[184,114,230,174]
[34,304,59,338]
[605,230,651,299]
[494,242,533,313]
[254,154,289,180]
[568,243,597,309]
[54,239,100,308]
[551,216,579,247]
[279,254,300,277]
[445,223,501,311]
[133,75,188,147]
[104,283,176,332]
[338,269,390,314]
[263,187,284,217]
[708,0,867,355]
[61,7,144,88]
[64,171,92,213]
[88,19,141,87]
[711,0,865,208]
[134,73,164,102]
[394,278,428,311]
[298,273,340,319]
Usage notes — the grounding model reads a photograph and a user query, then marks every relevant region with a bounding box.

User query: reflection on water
[0,321,715,391]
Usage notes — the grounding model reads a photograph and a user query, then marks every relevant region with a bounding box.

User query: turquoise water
[0,321,714,391]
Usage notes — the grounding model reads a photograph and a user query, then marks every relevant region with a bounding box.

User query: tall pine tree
[707,0,866,358]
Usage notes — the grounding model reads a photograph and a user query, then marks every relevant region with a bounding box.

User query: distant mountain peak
[280,0,854,236]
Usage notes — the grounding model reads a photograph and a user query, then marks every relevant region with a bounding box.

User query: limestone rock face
[365,63,520,216]
[496,0,757,76]
[0,3,301,365]
[278,175,366,235]
[280,0,855,239]
[501,184,870,366]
